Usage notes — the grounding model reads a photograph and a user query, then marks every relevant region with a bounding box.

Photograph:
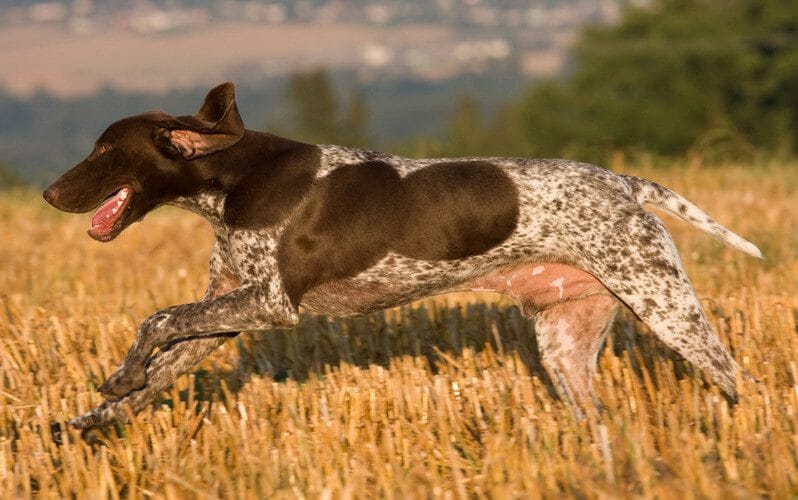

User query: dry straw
[0,163,796,497]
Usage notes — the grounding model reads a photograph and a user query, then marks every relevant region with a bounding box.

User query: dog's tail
[621,175,763,259]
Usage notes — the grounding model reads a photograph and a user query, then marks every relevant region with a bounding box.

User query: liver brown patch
[278,160,519,304]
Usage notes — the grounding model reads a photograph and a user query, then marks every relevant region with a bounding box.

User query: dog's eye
[88,144,112,161]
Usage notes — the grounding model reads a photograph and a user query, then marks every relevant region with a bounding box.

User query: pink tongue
[91,189,125,230]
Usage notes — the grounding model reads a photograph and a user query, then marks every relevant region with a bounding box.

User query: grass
[0,162,796,498]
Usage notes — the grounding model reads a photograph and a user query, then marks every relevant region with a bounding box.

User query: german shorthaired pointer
[43,82,762,431]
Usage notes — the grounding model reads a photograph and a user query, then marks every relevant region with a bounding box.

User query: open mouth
[88,187,131,241]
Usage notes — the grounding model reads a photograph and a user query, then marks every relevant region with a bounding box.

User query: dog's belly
[456,262,610,317]
[301,279,427,317]
[300,262,609,317]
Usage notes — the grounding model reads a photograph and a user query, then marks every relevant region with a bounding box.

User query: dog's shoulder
[222,137,322,229]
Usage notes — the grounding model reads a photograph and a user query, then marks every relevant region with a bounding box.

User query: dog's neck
[170,190,227,225]
[192,131,308,188]
[168,131,316,231]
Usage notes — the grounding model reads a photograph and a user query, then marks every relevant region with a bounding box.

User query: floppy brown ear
[156,82,245,159]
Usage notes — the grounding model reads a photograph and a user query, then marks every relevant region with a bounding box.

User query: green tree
[446,95,486,156]
[340,90,370,148]
[286,69,340,144]
[515,0,798,163]
[285,69,370,146]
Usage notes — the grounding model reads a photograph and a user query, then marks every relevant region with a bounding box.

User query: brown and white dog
[43,82,762,431]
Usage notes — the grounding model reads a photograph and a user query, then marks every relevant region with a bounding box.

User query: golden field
[0,162,796,498]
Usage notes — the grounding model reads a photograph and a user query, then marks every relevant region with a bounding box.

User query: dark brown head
[42,82,245,241]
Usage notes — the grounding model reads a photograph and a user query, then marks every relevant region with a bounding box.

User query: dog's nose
[43,185,59,205]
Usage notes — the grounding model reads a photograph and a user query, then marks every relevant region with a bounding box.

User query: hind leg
[580,211,740,398]
[534,293,619,412]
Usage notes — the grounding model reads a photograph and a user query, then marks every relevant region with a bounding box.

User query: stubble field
[0,163,796,498]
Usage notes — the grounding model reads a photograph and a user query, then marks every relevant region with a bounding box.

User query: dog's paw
[98,367,146,401]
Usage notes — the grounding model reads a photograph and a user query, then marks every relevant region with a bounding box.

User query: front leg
[203,238,241,300]
[67,238,240,432]
[69,332,238,432]
[99,229,294,401]
[98,283,297,400]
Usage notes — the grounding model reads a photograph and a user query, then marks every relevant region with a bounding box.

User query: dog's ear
[155,82,245,160]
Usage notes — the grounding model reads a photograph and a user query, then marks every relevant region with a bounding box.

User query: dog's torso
[174,144,633,318]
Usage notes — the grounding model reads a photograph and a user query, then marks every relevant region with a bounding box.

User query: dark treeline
[509,0,798,164]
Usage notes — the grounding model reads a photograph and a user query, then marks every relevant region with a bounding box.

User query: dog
[43,82,762,432]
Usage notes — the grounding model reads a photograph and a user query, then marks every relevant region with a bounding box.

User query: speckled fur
[70,146,762,432]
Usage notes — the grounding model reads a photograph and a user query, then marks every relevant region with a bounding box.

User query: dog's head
[43,82,245,241]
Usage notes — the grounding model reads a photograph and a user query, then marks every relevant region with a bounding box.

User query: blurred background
[0,0,796,187]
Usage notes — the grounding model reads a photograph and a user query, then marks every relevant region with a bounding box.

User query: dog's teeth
[119,189,128,200]
[112,208,118,215]
[116,200,123,207]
